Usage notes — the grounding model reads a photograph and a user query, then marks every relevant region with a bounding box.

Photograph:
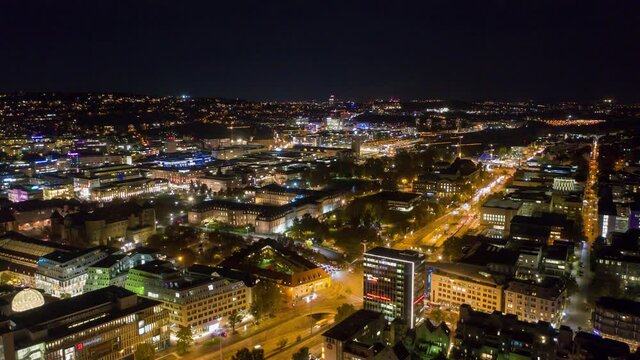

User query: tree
[292,347,310,360]
[433,351,448,360]
[429,309,445,324]
[335,303,356,324]
[228,309,243,334]
[232,348,265,360]
[441,236,466,261]
[251,281,282,320]
[134,343,155,360]
[0,272,18,285]
[175,325,193,355]
[586,271,623,306]
[277,338,288,350]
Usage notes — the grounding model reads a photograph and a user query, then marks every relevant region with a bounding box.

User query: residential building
[322,310,404,360]
[543,243,572,278]
[427,262,505,314]
[572,331,630,360]
[550,192,583,220]
[593,229,640,287]
[452,304,573,360]
[593,297,640,349]
[364,247,426,328]
[504,278,567,327]
[413,158,479,197]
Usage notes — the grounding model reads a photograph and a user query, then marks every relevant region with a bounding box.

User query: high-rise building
[363,247,426,328]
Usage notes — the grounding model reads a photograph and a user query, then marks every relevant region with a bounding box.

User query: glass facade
[363,248,425,328]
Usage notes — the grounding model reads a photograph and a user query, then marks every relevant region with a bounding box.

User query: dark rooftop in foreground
[596,297,640,317]
[322,309,383,342]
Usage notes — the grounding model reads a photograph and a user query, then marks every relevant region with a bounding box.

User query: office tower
[363,247,426,328]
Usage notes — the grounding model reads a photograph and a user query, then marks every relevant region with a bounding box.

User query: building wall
[33,303,169,360]
[504,288,566,326]
[125,271,252,333]
[429,272,503,314]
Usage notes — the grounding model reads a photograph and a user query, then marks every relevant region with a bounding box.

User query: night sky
[1,1,639,102]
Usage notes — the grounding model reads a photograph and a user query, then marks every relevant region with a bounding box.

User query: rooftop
[596,297,640,317]
[322,309,384,342]
[482,198,522,210]
[365,247,425,264]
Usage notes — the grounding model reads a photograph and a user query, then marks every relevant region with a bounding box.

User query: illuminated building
[504,278,567,327]
[71,164,168,201]
[0,286,170,360]
[363,247,426,328]
[72,164,143,195]
[148,167,204,185]
[89,178,169,202]
[211,144,265,160]
[35,247,114,298]
[593,297,640,349]
[150,153,214,168]
[427,262,504,314]
[7,186,42,203]
[479,198,522,233]
[42,184,74,200]
[188,186,345,234]
[124,261,252,333]
[0,232,77,286]
[219,239,329,299]
[552,177,580,192]
[83,249,157,292]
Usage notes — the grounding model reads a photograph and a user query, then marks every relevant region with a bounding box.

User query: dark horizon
[2,1,639,102]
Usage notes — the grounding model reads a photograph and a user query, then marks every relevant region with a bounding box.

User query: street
[161,269,363,360]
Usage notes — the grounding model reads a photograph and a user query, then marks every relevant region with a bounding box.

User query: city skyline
[1,2,640,360]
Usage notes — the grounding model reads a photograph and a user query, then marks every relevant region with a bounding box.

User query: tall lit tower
[363,247,426,328]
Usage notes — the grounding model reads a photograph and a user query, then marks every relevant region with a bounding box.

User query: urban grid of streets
[155,145,548,360]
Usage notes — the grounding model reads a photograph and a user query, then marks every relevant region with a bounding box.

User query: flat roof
[365,247,425,264]
[482,198,522,210]
[427,262,502,286]
[596,297,640,317]
[322,309,383,342]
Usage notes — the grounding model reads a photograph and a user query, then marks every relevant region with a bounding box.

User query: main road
[162,269,362,360]
[394,168,515,251]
